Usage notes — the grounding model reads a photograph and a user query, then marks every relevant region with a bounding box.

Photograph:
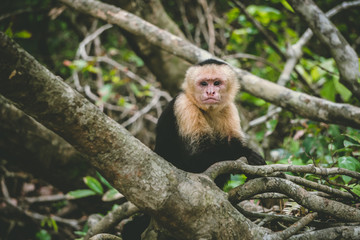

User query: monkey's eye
[214,81,221,86]
[200,81,208,86]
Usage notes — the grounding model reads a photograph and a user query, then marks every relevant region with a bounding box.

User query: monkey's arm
[244,148,266,165]
[229,139,266,166]
[154,96,187,169]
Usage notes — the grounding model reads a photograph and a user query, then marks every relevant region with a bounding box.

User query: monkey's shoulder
[154,95,183,157]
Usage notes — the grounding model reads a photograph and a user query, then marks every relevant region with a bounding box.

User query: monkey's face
[183,64,239,111]
[195,77,226,106]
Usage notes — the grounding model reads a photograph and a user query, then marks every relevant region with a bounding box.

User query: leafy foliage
[1,0,360,239]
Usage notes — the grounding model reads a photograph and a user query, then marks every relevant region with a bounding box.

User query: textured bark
[236,69,360,128]
[0,96,93,191]
[289,226,360,240]
[59,0,360,129]
[103,0,191,94]
[288,0,360,100]
[0,32,267,240]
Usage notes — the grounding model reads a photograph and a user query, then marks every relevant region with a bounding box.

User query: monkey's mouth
[202,98,220,104]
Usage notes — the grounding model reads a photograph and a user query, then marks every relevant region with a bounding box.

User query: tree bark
[0,95,93,191]
[0,32,267,240]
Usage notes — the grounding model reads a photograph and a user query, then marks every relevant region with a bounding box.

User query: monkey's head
[182,59,239,111]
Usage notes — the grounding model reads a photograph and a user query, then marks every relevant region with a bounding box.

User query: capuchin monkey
[155,59,266,187]
[122,59,266,240]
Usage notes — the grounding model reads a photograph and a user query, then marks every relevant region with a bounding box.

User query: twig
[230,0,286,60]
[121,92,161,127]
[198,0,215,54]
[223,53,282,73]
[236,204,301,223]
[3,198,81,230]
[284,174,354,200]
[89,233,123,240]
[248,107,282,127]
[288,0,360,99]
[204,158,360,181]
[76,23,113,59]
[85,201,139,240]
[252,191,330,199]
[84,85,126,112]
[71,23,171,125]
[289,226,360,240]
[176,0,194,42]
[269,212,318,239]
[25,194,66,204]
[1,176,10,199]
[0,8,33,21]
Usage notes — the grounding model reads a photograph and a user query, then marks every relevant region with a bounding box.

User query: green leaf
[83,176,103,194]
[74,231,87,237]
[96,171,114,189]
[72,60,88,70]
[334,79,352,101]
[328,143,335,152]
[66,189,97,199]
[130,83,145,97]
[338,156,360,184]
[343,134,360,144]
[84,65,100,74]
[99,84,113,102]
[320,79,336,101]
[349,184,360,197]
[310,67,321,81]
[332,147,352,155]
[280,0,294,12]
[303,136,315,154]
[344,140,360,148]
[14,30,32,39]
[226,7,240,23]
[223,174,247,192]
[102,188,124,202]
[5,22,13,38]
[50,218,58,232]
[36,230,51,240]
[240,92,266,106]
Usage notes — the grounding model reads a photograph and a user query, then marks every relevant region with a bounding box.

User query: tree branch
[205,159,356,200]
[288,0,360,99]
[289,226,360,240]
[228,177,360,222]
[89,233,123,240]
[269,212,318,240]
[205,159,360,180]
[84,202,139,240]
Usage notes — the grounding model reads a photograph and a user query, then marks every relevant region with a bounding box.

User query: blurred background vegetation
[1,0,360,239]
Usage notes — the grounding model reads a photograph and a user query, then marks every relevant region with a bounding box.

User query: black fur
[154,95,266,186]
[196,58,227,66]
